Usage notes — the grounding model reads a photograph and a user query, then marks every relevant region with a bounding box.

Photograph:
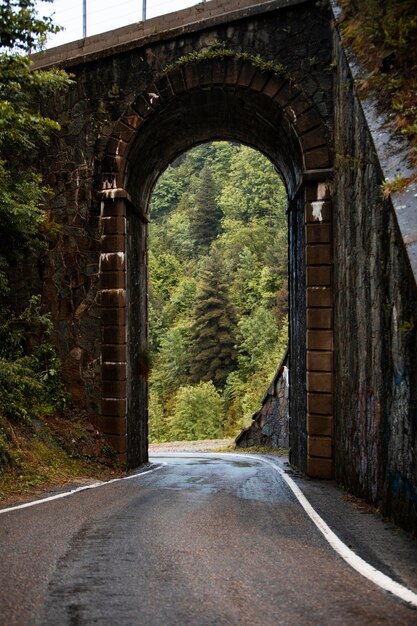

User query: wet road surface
[1,454,416,625]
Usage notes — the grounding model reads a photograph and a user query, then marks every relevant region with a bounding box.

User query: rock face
[236,353,289,450]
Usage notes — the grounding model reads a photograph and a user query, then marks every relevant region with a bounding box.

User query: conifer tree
[190,165,222,252]
[189,251,237,388]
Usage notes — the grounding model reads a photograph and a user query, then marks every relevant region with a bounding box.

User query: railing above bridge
[33,0,303,69]
[37,0,212,49]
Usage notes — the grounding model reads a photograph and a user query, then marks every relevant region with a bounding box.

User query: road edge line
[245,454,417,609]
[0,462,166,515]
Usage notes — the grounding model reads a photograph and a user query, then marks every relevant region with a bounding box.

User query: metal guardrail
[37,0,209,49]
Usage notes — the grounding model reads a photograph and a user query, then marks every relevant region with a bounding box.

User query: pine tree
[189,251,237,388]
[190,165,222,252]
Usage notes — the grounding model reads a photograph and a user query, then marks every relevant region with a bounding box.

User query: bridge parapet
[32,0,308,70]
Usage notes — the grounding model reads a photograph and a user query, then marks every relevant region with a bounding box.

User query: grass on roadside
[0,410,121,502]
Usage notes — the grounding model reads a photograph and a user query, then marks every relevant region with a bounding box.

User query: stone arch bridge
[32,0,417,532]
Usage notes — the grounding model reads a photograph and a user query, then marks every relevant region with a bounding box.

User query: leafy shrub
[167,382,224,441]
[0,296,68,425]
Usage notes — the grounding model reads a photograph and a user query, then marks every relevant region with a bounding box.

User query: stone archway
[97,58,334,477]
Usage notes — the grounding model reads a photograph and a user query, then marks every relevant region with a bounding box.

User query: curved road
[0,454,416,625]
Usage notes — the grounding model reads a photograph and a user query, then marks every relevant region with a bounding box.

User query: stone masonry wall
[236,352,289,450]
[333,31,417,533]
[30,0,334,467]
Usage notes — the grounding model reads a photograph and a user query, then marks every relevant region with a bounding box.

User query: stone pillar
[304,180,334,478]
[98,191,128,467]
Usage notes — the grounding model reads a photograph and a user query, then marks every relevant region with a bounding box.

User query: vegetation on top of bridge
[338,0,417,190]
[162,40,288,79]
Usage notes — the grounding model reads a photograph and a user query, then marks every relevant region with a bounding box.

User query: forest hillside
[148,142,288,442]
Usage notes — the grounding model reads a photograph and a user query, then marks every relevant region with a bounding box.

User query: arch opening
[147,140,289,445]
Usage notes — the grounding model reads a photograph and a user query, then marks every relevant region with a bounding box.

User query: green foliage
[218,146,287,223]
[163,40,288,79]
[148,141,288,442]
[189,251,237,388]
[0,0,72,284]
[190,165,222,252]
[0,0,71,441]
[167,382,224,441]
[339,0,417,149]
[0,296,68,426]
[0,0,61,51]
[237,307,281,375]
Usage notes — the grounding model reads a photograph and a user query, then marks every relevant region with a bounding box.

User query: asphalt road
[1,454,416,625]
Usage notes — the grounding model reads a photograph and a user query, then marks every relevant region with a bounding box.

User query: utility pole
[142,0,146,21]
[83,0,87,37]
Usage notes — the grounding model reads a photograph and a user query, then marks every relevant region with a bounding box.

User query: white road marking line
[0,463,166,515]
[247,454,417,609]
[151,451,417,608]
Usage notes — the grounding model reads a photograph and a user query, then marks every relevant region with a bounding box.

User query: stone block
[197,63,214,86]
[101,398,127,417]
[305,200,332,223]
[306,223,331,244]
[307,350,333,371]
[101,216,126,235]
[101,198,126,218]
[106,137,128,157]
[307,287,333,307]
[305,147,331,170]
[102,344,126,362]
[100,271,126,290]
[307,308,333,330]
[123,107,144,130]
[168,68,187,94]
[262,76,285,99]
[224,58,240,85]
[285,94,309,117]
[250,70,269,93]
[294,108,322,134]
[238,60,257,87]
[101,379,126,399]
[308,436,333,459]
[101,325,126,345]
[305,183,331,202]
[101,234,126,253]
[306,244,332,265]
[307,414,333,437]
[307,455,334,478]
[115,121,136,144]
[102,362,126,381]
[96,415,127,436]
[307,330,333,351]
[155,74,175,102]
[307,393,333,415]
[273,81,299,108]
[306,266,332,286]
[132,95,153,119]
[307,372,333,393]
[212,60,226,84]
[183,63,202,90]
[300,126,327,151]
[101,307,126,326]
[100,252,125,272]
[100,289,126,308]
